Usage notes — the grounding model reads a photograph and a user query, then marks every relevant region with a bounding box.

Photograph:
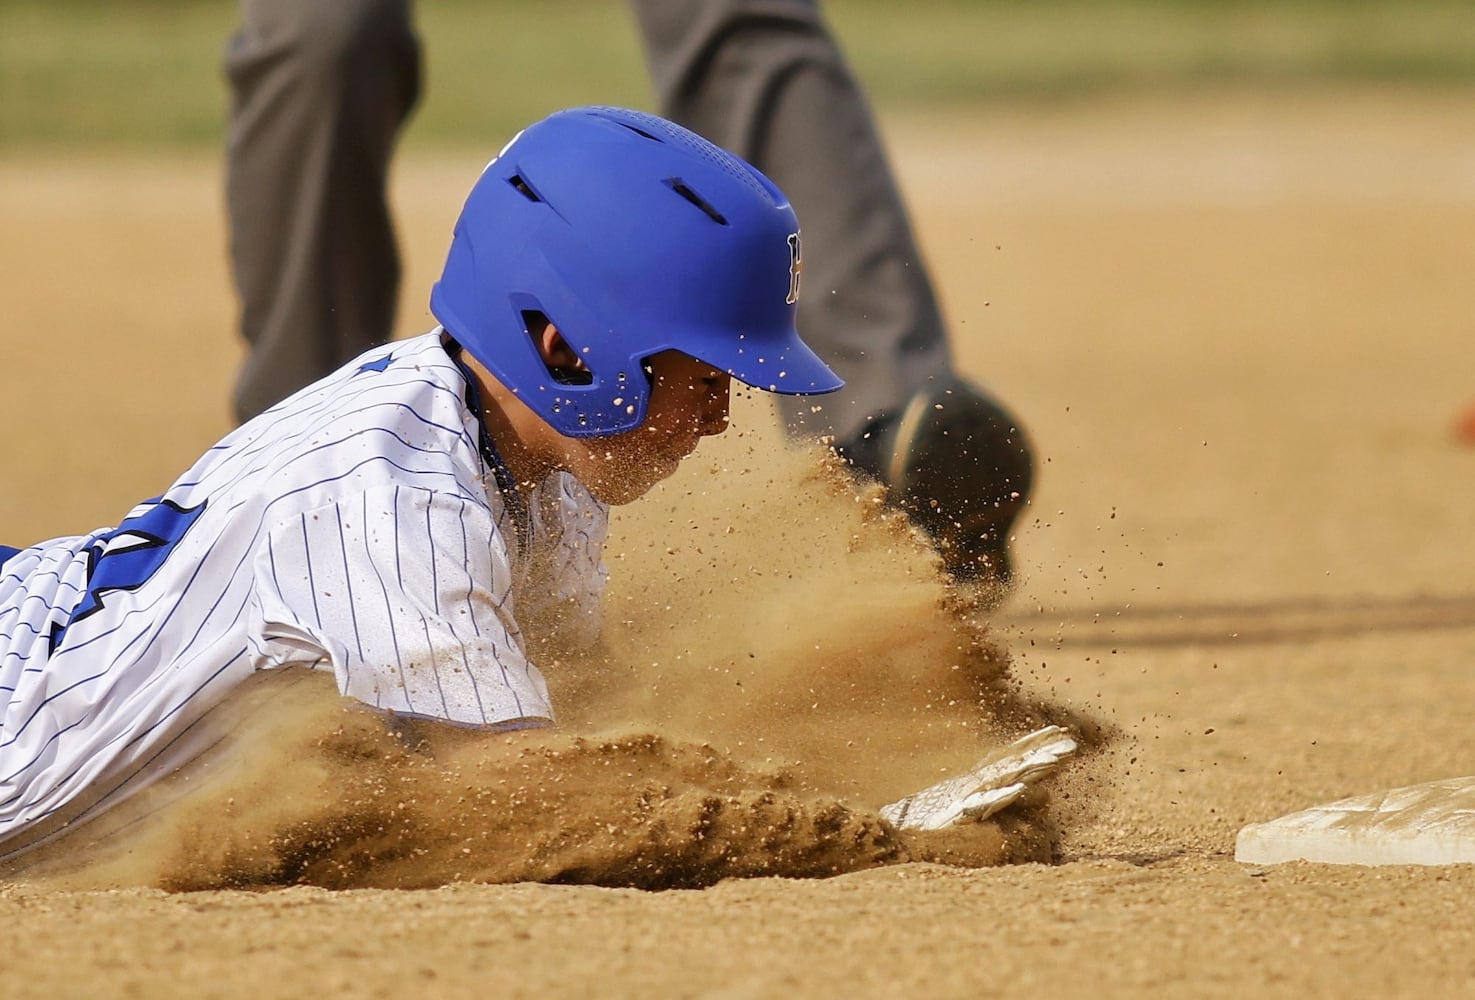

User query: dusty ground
[3,88,1475,996]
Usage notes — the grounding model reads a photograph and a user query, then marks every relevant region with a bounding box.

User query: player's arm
[246,485,555,730]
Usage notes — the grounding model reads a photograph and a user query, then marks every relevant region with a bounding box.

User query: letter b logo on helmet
[430,106,841,438]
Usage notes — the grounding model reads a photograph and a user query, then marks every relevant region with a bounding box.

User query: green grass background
[1,0,1472,152]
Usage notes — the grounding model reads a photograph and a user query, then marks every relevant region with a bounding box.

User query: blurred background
[2,0,1472,152]
[1,0,1471,610]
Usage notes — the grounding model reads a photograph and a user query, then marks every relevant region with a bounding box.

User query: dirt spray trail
[9,416,1078,891]
[549,417,1073,801]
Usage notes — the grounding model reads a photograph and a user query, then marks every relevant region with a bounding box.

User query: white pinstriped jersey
[0,331,608,855]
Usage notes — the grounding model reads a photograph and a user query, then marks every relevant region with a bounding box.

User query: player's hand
[879,725,1077,831]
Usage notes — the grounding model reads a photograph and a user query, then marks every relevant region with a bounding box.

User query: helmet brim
[695,330,844,396]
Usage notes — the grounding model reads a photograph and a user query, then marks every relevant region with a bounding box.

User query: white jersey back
[0,331,607,856]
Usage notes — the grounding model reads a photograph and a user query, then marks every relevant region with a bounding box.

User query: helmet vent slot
[508,174,543,202]
[665,178,729,226]
[613,121,662,142]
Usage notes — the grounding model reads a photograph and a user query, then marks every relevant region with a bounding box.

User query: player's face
[575,351,731,505]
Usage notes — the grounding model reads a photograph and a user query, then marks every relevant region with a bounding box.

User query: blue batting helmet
[430,106,843,437]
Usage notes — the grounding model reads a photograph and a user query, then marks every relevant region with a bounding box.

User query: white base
[1235,776,1475,866]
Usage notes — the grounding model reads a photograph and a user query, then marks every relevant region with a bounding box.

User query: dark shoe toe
[840,377,1033,588]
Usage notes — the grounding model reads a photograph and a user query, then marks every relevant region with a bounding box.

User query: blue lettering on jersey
[357,355,394,375]
[49,498,207,652]
[0,545,19,566]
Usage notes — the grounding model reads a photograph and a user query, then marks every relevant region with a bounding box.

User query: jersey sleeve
[245,484,553,729]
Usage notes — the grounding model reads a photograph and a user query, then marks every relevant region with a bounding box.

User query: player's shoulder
[284,331,470,435]
[344,331,463,399]
[198,331,483,508]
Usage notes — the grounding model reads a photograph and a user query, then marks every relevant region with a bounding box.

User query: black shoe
[836,377,1033,589]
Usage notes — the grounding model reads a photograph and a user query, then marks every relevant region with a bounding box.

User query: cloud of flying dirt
[10,409,1066,891]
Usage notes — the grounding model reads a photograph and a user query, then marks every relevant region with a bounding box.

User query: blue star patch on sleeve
[356,354,394,375]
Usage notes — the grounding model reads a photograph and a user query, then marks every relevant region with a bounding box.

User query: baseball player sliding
[0,107,1072,865]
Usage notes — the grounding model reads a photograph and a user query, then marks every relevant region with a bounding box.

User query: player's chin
[585,452,685,505]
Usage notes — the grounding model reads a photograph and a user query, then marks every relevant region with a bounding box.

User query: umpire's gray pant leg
[628,0,953,444]
[225,0,421,423]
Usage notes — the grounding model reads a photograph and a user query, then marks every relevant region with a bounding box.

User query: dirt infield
[3,89,1475,995]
